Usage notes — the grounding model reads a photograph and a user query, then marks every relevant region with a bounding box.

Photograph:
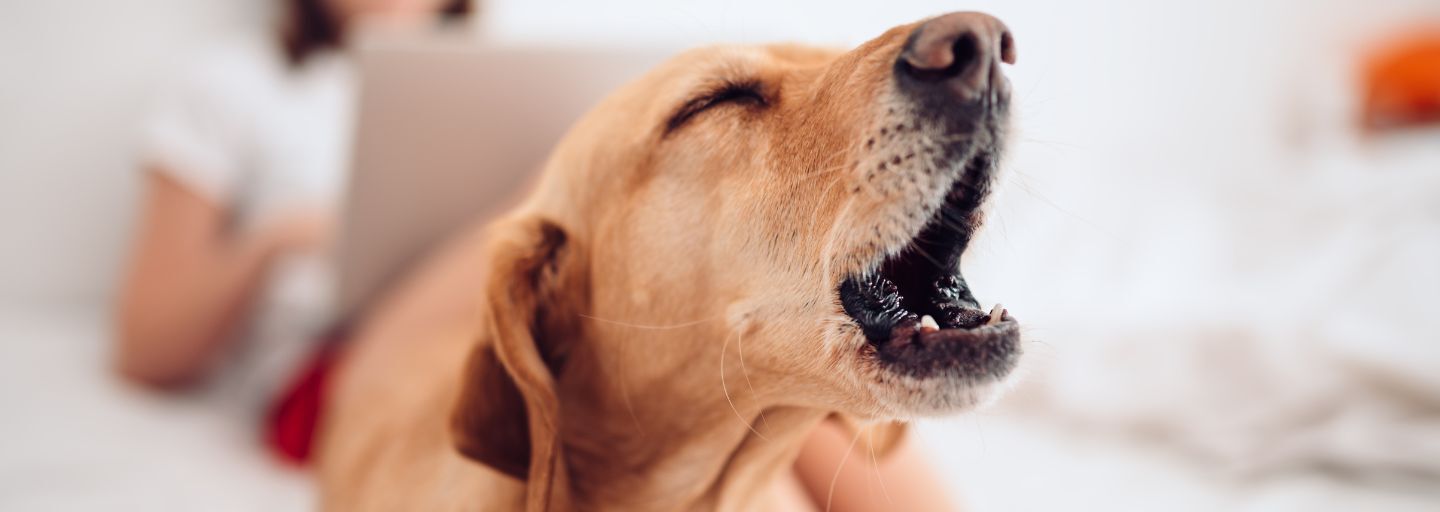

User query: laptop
[337,30,670,318]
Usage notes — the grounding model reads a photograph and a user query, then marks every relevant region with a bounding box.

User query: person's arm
[113,169,324,389]
[793,418,960,512]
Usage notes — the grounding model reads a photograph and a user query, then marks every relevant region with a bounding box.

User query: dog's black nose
[896,12,1015,102]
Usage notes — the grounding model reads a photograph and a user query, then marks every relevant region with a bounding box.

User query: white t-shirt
[140,35,355,416]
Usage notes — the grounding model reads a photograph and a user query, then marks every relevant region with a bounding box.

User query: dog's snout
[896,12,1015,102]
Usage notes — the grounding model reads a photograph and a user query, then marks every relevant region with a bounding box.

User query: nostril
[950,33,980,77]
[900,32,981,83]
[999,30,1016,65]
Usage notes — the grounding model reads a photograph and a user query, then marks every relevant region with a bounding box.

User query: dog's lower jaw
[868,373,1011,419]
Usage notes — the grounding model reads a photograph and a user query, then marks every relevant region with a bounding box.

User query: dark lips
[869,307,1021,380]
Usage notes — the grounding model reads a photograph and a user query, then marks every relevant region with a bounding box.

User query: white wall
[0,0,264,309]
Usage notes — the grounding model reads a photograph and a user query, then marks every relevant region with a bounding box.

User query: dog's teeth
[919,315,939,333]
[986,304,1004,326]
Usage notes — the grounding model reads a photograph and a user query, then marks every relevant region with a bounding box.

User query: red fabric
[264,338,344,466]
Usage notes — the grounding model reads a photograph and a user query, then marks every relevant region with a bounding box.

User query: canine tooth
[986,304,1004,326]
[919,315,939,333]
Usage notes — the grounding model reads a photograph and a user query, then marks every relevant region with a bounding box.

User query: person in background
[113,1,957,509]
[115,0,472,412]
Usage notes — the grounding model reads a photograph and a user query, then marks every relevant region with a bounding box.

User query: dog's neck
[554,339,827,511]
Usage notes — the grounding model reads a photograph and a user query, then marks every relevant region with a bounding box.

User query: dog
[318,11,1021,511]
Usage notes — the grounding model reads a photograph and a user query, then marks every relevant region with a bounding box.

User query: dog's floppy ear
[832,414,909,461]
[451,216,586,511]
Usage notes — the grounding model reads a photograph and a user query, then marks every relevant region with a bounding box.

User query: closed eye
[664,81,767,134]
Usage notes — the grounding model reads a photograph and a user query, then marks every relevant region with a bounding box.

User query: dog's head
[453,11,1021,504]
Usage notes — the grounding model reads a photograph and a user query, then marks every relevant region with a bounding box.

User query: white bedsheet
[4,306,1437,510]
[0,306,311,511]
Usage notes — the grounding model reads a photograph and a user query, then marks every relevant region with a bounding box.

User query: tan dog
[318,11,1021,511]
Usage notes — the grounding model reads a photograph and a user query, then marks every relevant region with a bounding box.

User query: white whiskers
[735,327,772,432]
[825,427,864,512]
[867,429,895,506]
[720,329,768,440]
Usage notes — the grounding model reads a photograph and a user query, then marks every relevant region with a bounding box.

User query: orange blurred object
[1361,24,1440,131]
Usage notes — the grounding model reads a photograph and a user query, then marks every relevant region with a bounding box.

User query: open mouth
[838,165,1020,380]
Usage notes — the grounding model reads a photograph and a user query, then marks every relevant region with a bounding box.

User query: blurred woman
[115,0,472,405]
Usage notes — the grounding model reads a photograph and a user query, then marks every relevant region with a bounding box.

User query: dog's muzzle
[839,11,1021,382]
